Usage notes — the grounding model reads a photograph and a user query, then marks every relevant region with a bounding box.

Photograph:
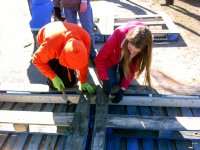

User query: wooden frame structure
[93,13,179,43]
[0,87,200,149]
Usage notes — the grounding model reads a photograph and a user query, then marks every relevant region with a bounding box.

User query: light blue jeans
[63,3,97,60]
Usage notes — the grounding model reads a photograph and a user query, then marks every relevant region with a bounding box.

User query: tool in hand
[61,87,72,105]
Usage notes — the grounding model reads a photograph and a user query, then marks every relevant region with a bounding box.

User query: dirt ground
[147,0,200,94]
[0,0,199,95]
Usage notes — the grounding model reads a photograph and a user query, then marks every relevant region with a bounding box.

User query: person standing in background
[53,0,97,62]
[29,0,53,32]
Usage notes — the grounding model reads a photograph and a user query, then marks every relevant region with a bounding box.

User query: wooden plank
[116,95,200,107]
[107,100,126,148]
[190,108,200,150]
[0,103,26,150]
[91,87,109,150]
[40,104,68,149]
[175,140,193,150]
[127,106,139,150]
[0,83,50,92]
[2,83,199,96]
[12,103,43,150]
[112,129,200,140]
[0,93,80,104]
[139,106,154,150]
[151,106,173,149]
[26,104,55,150]
[0,102,15,148]
[1,93,200,107]
[107,137,121,150]
[114,16,163,23]
[0,110,74,126]
[0,104,43,150]
[39,136,58,150]
[161,13,179,32]
[166,107,192,150]
[0,124,70,135]
[157,140,173,150]
[114,21,166,27]
[64,93,91,150]
[107,115,200,131]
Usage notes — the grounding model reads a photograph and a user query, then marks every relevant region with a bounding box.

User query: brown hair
[121,26,153,87]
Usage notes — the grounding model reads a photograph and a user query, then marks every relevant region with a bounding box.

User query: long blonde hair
[121,26,153,87]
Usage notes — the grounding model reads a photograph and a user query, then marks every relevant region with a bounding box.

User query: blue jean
[63,3,97,60]
[108,64,124,87]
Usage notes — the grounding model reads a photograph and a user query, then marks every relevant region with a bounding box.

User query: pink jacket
[95,21,146,89]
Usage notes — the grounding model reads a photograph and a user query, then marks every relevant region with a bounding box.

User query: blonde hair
[121,26,153,87]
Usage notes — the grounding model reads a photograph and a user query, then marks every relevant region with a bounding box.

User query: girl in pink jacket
[95,21,153,103]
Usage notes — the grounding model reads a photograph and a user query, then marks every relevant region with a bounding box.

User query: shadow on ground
[27,31,47,84]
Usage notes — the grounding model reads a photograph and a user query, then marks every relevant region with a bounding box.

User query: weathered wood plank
[91,87,109,150]
[126,105,139,150]
[40,104,68,149]
[26,104,55,150]
[151,106,174,149]
[107,115,200,131]
[1,103,26,150]
[0,93,80,104]
[189,108,200,150]
[112,129,200,140]
[139,106,154,150]
[114,16,163,23]
[119,95,200,107]
[1,93,200,107]
[11,103,43,150]
[115,21,166,27]
[0,133,9,149]
[160,12,178,32]
[166,107,192,150]
[64,94,91,150]
[0,110,74,126]
[0,102,15,149]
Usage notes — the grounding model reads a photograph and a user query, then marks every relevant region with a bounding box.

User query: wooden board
[107,115,200,131]
[91,86,109,150]
[64,94,91,150]
[1,93,200,107]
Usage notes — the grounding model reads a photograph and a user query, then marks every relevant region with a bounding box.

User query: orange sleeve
[32,41,57,80]
[75,27,90,83]
[77,66,88,83]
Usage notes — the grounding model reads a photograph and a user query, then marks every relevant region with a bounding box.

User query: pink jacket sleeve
[95,30,121,80]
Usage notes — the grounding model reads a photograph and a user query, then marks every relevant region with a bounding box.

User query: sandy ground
[0,0,199,95]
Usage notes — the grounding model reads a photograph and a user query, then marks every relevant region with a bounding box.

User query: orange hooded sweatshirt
[32,21,91,83]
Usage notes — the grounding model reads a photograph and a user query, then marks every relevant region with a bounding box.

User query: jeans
[108,64,124,87]
[63,3,97,60]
